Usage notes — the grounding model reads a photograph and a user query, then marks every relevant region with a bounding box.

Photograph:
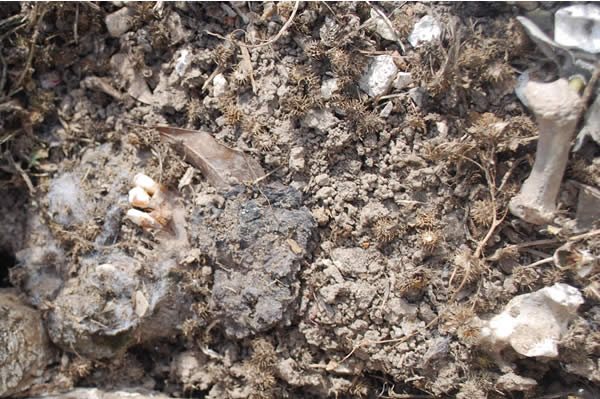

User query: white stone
[315,187,335,200]
[555,4,600,53]
[289,147,305,172]
[134,290,149,317]
[408,15,441,48]
[379,101,394,118]
[320,78,339,100]
[479,283,584,358]
[371,9,398,41]
[436,121,449,135]
[359,55,398,97]
[213,73,228,98]
[393,72,412,90]
[125,209,162,230]
[175,49,190,77]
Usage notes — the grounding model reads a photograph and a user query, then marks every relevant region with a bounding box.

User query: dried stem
[10,4,48,96]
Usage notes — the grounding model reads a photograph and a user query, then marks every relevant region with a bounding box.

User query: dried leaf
[239,45,257,94]
[178,167,195,191]
[155,126,265,190]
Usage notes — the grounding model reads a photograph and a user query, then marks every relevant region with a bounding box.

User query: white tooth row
[125,173,163,229]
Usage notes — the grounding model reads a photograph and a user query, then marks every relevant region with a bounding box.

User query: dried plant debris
[155,126,265,191]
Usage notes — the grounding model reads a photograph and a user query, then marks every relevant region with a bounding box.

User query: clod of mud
[10,141,192,359]
[45,250,181,359]
[190,183,316,339]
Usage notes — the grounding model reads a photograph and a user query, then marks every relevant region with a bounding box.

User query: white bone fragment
[479,283,583,358]
[509,78,584,224]
[555,4,600,54]
[128,186,151,209]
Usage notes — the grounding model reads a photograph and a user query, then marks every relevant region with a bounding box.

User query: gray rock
[408,15,441,48]
[105,7,136,38]
[301,109,339,133]
[555,4,600,53]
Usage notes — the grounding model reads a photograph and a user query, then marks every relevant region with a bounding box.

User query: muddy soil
[1,2,599,399]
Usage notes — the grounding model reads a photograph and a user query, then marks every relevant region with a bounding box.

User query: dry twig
[9,4,49,96]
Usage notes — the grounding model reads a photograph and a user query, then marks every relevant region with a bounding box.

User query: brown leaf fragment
[239,45,257,94]
[155,126,265,190]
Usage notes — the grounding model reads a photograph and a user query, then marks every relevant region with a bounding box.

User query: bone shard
[479,283,583,358]
[509,78,584,224]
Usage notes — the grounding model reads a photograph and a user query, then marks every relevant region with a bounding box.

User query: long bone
[509,78,583,224]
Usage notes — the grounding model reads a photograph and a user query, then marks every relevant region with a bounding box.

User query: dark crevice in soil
[0,250,15,287]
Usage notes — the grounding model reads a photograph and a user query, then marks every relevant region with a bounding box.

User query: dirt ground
[1,2,600,399]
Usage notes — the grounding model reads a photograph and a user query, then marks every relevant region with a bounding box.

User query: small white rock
[555,4,600,53]
[315,174,330,186]
[379,101,394,118]
[359,55,398,97]
[316,187,335,200]
[175,49,190,77]
[496,373,538,392]
[393,72,412,90]
[436,121,449,136]
[213,73,228,98]
[289,147,305,172]
[371,9,398,41]
[134,290,149,317]
[320,78,339,100]
[301,109,339,133]
[408,15,442,48]
[96,263,117,275]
